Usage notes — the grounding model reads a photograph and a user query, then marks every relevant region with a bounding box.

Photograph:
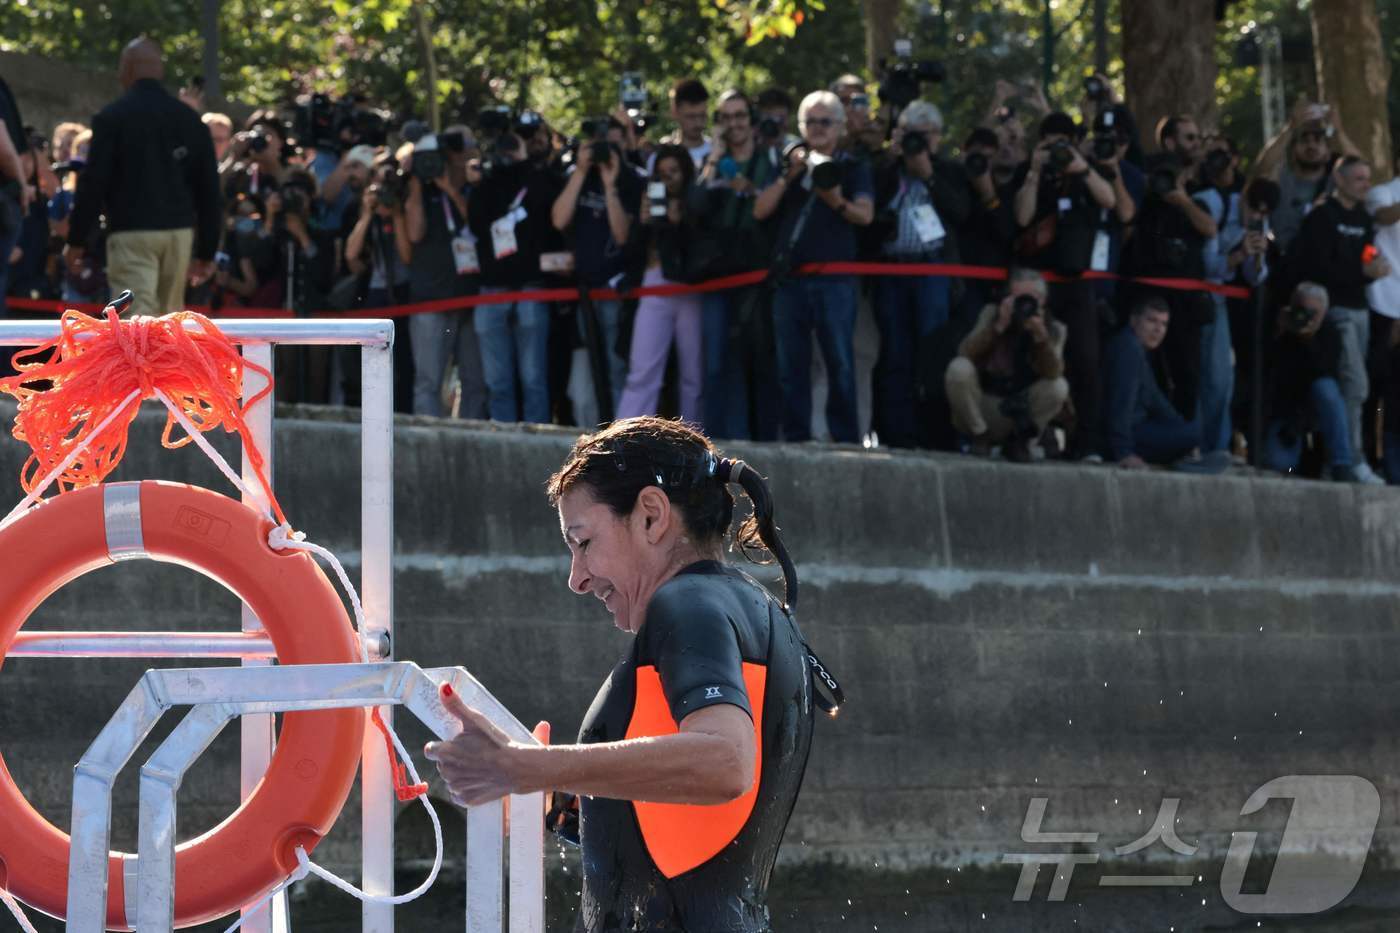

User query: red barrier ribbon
[4,262,1251,319]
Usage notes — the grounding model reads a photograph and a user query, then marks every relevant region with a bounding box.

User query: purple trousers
[617,266,704,423]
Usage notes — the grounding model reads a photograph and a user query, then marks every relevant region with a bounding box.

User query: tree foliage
[1,0,1397,162]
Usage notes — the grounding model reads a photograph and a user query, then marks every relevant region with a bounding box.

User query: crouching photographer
[944,268,1068,462]
[1266,282,1381,484]
[870,100,971,448]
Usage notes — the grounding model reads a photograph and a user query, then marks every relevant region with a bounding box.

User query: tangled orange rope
[0,305,287,526]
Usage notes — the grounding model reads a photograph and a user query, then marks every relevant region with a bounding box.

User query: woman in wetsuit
[426,416,840,932]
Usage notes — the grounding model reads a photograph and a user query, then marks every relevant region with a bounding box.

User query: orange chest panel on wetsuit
[624,662,767,878]
[572,560,814,933]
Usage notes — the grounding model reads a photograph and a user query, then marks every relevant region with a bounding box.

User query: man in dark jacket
[65,38,221,316]
[869,100,971,448]
[1102,295,1214,470]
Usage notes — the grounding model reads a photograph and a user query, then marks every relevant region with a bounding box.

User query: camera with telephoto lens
[1084,76,1107,102]
[372,169,407,209]
[483,134,521,175]
[1091,134,1117,161]
[878,38,945,110]
[1010,293,1041,330]
[1149,166,1179,197]
[246,130,269,155]
[515,110,544,141]
[806,151,842,190]
[477,106,513,138]
[1047,140,1075,174]
[1282,303,1316,334]
[900,131,928,157]
[965,151,989,176]
[411,135,446,181]
[758,116,783,141]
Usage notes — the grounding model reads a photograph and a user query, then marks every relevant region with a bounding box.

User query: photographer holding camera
[755,87,798,153]
[401,132,473,416]
[1103,296,1212,470]
[467,130,565,425]
[1120,148,1217,424]
[944,267,1068,462]
[1266,282,1381,483]
[689,89,782,440]
[1011,112,1116,459]
[1195,141,1271,458]
[753,89,874,444]
[226,109,289,193]
[1251,101,1361,253]
[346,163,412,312]
[1290,155,1389,479]
[868,101,970,448]
[612,144,704,423]
[552,118,641,422]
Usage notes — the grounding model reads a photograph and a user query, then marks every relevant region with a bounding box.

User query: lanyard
[440,191,458,234]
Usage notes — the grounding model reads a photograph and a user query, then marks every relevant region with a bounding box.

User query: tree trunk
[1121,0,1217,150]
[863,0,899,77]
[412,0,440,131]
[1312,0,1393,181]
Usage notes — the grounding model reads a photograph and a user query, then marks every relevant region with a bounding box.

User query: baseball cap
[343,145,377,169]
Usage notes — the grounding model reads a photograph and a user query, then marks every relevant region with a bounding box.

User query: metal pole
[361,331,396,933]
[1251,284,1266,467]
[9,631,276,658]
[578,291,613,424]
[238,340,284,933]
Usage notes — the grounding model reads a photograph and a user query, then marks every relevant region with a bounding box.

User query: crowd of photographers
[7,61,1400,484]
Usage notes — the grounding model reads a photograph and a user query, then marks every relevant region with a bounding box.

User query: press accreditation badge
[911,203,946,245]
[452,234,480,275]
[491,207,526,259]
[1090,230,1111,272]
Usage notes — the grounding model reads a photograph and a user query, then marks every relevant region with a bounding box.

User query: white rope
[0,885,39,933]
[148,393,447,916]
[0,383,446,921]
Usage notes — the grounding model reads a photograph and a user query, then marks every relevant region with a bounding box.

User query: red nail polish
[441,683,454,698]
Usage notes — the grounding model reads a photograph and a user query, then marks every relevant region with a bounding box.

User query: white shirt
[1366,177,1400,318]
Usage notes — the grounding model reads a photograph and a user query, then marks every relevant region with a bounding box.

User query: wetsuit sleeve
[645,585,753,725]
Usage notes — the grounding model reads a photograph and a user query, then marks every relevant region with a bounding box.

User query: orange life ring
[0,480,365,930]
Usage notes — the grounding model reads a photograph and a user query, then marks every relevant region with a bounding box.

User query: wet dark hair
[546,416,799,607]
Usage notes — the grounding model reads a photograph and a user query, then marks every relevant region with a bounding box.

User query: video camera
[294,93,388,155]
[878,38,945,111]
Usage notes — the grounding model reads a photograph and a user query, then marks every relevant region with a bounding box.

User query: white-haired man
[754,90,874,444]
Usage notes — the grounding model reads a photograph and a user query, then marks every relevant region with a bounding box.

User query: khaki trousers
[105,227,194,316]
[945,356,1069,442]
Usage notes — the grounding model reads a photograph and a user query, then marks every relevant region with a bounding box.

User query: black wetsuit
[573,560,815,933]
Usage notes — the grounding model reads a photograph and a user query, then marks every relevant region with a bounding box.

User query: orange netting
[0,305,287,526]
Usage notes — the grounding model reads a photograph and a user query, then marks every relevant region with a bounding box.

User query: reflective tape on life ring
[0,481,365,930]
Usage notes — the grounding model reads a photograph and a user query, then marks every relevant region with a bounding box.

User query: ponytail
[718,458,798,610]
